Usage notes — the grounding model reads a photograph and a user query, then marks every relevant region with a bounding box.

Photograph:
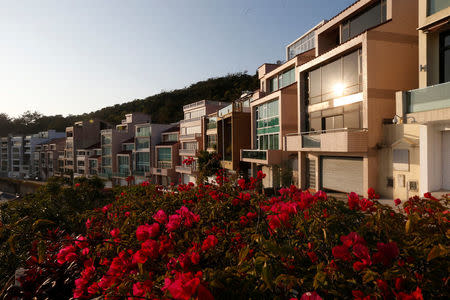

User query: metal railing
[157,161,172,169]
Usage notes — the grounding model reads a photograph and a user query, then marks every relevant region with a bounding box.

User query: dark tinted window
[441,31,450,83]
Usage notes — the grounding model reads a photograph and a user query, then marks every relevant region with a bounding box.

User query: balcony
[284,128,368,152]
[179,149,197,156]
[240,149,283,165]
[133,171,151,177]
[157,161,173,169]
[175,165,197,174]
[406,82,450,116]
[113,171,131,178]
[179,133,202,141]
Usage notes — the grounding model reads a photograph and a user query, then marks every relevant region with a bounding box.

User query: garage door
[321,157,364,195]
[443,131,450,190]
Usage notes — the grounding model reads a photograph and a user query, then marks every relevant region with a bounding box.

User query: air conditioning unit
[408,181,418,192]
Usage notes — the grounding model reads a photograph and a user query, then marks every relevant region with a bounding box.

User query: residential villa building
[176,100,227,184]
[216,92,253,175]
[285,0,420,197]
[0,136,11,177]
[241,23,322,189]
[378,0,450,200]
[152,124,180,185]
[99,113,150,186]
[34,137,66,181]
[65,119,110,178]
[131,122,173,185]
[74,143,101,178]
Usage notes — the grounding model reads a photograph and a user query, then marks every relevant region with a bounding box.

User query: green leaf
[262,262,273,290]
[32,219,55,230]
[238,246,249,266]
[8,234,17,254]
[405,218,411,233]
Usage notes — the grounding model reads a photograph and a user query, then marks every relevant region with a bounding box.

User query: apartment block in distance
[130,122,173,185]
[34,137,66,181]
[100,113,150,186]
[379,0,450,200]
[65,119,110,178]
[152,124,180,185]
[241,23,322,189]
[285,0,420,196]
[176,100,227,184]
[0,136,11,177]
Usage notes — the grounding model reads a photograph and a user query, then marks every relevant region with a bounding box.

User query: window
[102,146,111,156]
[428,0,450,16]
[102,157,111,166]
[163,133,178,142]
[136,126,150,137]
[307,49,362,103]
[183,142,197,150]
[393,149,409,171]
[269,68,295,92]
[118,156,130,174]
[269,77,278,92]
[256,99,280,150]
[102,135,111,145]
[157,148,172,161]
[136,138,150,150]
[440,31,450,83]
[136,152,150,172]
[123,143,134,151]
[341,0,387,43]
[288,31,315,60]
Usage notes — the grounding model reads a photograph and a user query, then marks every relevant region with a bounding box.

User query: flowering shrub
[4,173,449,299]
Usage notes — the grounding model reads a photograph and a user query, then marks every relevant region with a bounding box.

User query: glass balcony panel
[302,135,321,148]
[406,82,450,113]
[241,150,267,160]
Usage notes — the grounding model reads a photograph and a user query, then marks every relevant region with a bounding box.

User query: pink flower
[394,198,401,206]
[300,291,323,300]
[167,214,182,232]
[153,209,168,224]
[136,223,160,241]
[201,235,218,252]
[110,228,120,239]
[57,245,77,264]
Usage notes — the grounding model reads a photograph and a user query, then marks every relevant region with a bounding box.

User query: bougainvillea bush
[4,171,449,299]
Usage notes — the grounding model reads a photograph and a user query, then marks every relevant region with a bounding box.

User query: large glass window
[341,0,387,43]
[102,135,111,145]
[288,31,315,60]
[136,152,150,172]
[428,0,450,16]
[256,99,280,150]
[118,156,130,174]
[307,49,362,103]
[183,142,197,150]
[136,126,150,137]
[163,133,178,142]
[269,68,295,92]
[102,146,111,156]
[136,138,150,150]
[440,31,450,83]
[102,157,111,166]
[157,148,172,161]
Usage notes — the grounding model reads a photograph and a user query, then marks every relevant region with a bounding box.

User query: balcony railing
[406,81,450,113]
[113,171,131,178]
[175,165,197,173]
[157,161,172,169]
[179,133,202,140]
[241,150,267,160]
[285,128,368,152]
[179,148,197,156]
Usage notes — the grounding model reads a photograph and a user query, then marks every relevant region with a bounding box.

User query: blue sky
[0,0,355,117]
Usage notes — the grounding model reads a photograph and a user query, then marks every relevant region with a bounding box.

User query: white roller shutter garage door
[321,157,364,195]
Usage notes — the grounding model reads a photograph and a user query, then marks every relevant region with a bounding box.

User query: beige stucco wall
[378,124,421,200]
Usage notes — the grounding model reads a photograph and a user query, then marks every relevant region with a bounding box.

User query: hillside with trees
[0,72,258,136]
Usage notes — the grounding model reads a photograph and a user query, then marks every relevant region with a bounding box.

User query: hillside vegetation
[0,72,258,136]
